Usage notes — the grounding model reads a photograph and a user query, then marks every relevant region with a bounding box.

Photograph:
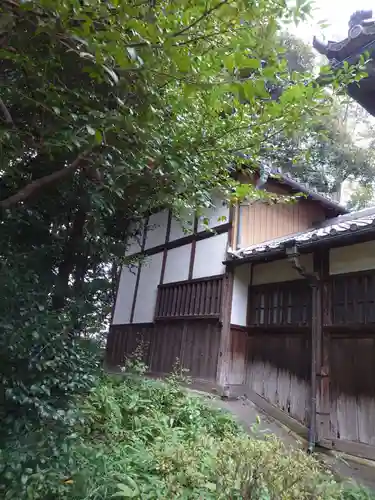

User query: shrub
[3,370,375,499]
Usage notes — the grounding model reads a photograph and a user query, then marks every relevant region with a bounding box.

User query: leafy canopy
[0,0,354,495]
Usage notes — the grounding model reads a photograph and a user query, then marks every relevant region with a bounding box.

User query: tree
[0,0,326,318]
[0,0,342,492]
[261,34,375,203]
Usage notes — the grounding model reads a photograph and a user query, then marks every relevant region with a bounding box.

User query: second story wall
[112,198,230,325]
[233,175,327,249]
[237,198,326,249]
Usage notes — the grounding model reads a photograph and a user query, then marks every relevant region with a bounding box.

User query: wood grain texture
[228,327,248,384]
[238,198,325,248]
[155,276,223,320]
[245,331,311,426]
[106,320,221,381]
[248,281,311,327]
[329,335,375,446]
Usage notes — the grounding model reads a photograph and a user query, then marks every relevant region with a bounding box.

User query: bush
[3,369,375,499]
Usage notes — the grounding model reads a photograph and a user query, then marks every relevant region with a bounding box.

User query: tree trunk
[52,203,87,311]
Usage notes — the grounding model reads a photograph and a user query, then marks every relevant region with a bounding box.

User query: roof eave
[269,175,348,215]
[224,223,375,266]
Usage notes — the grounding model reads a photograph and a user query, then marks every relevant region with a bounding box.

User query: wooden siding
[245,332,311,426]
[229,326,248,384]
[155,276,223,320]
[242,269,375,454]
[106,320,221,381]
[238,199,326,248]
[329,334,375,446]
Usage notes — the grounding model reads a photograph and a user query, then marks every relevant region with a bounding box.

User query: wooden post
[314,249,331,443]
[217,266,234,394]
[217,204,235,394]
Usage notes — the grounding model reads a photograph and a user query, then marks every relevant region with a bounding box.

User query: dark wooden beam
[314,249,331,443]
[188,216,199,280]
[159,210,172,285]
[130,221,231,259]
[217,267,234,392]
[130,218,148,323]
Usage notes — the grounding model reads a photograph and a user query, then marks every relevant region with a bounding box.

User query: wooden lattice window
[331,271,375,325]
[248,280,311,327]
[155,276,223,320]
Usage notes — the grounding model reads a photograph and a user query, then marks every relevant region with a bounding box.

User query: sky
[292,0,375,43]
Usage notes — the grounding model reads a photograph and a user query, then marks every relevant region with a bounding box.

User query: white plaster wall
[231,264,251,326]
[192,232,227,279]
[133,252,163,323]
[330,241,375,275]
[125,223,144,256]
[144,211,168,250]
[112,265,139,325]
[163,244,192,284]
[197,197,229,232]
[169,211,194,242]
[252,254,313,285]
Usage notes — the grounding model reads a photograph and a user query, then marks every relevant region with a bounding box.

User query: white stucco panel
[231,264,251,326]
[252,254,313,285]
[144,211,168,250]
[112,265,139,325]
[169,211,194,242]
[330,241,375,275]
[193,232,227,279]
[125,223,144,256]
[163,244,192,284]
[197,197,229,232]
[133,252,163,323]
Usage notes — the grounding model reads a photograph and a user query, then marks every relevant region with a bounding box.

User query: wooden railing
[155,275,223,320]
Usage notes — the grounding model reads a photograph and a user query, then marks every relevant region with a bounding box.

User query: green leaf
[95,130,103,144]
[86,125,96,135]
[113,483,137,498]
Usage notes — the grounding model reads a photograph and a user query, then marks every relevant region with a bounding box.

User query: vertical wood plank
[130,218,148,323]
[205,280,212,315]
[195,282,202,316]
[217,278,223,315]
[217,269,234,389]
[185,283,192,316]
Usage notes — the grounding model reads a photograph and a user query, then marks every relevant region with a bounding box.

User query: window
[331,271,375,325]
[248,281,311,327]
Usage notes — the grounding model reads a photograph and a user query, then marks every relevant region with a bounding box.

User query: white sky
[292,0,374,42]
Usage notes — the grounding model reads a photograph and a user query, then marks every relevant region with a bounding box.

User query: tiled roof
[233,153,348,216]
[227,206,375,261]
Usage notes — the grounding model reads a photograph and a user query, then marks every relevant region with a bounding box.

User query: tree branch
[171,0,231,38]
[0,97,13,125]
[0,149,95,209]
[126,0,232,49]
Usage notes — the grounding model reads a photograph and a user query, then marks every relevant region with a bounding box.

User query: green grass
[3,366,375,499]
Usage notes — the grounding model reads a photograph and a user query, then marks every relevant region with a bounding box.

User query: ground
[188,389,375,492]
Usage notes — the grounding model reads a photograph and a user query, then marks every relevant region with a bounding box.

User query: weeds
[3,360,375,499]
[74,370,375,499]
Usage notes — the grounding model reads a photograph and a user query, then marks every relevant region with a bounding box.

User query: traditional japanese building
[107,10,375,461]
[314,9,375,116]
